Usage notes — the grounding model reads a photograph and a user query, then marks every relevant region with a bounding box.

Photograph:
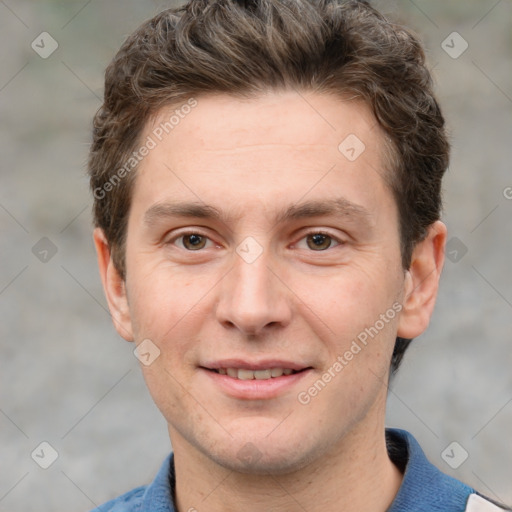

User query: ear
[397,220,447,339]
[93,227,134,342]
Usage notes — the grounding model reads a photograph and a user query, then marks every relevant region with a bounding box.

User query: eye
[296,231,342,251]
[170,232,214,251]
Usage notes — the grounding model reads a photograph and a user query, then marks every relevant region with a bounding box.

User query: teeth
[238,369,255,380]
[216,368,298,380]
[254,369,271,380]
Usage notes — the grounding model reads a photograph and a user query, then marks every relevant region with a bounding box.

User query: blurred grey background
[0,0,511,510]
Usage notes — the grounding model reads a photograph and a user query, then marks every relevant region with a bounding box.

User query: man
[88,0,509,510]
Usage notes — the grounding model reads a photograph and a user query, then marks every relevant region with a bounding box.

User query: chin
[170,406,342,475]
[198,431,326,476]
[214,447,315,475]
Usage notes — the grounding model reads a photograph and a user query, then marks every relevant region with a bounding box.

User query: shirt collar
[386,428,474,511]
[139,451,176,512]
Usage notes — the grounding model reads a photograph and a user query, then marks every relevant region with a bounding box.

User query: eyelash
[294,230,343,251]
[167,230,344,251]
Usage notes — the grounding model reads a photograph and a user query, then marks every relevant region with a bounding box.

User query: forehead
[131,90,394,222]
[147,90,383,156]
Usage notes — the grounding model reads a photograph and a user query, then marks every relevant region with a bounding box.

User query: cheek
[129,259,197,316]
[291,262,403,341]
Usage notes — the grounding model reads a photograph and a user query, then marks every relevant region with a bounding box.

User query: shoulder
[89,485,147,512]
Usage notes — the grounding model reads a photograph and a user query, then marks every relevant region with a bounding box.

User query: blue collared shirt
[91,428,501,512]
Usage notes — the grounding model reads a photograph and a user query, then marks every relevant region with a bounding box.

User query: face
[96,90,444,474]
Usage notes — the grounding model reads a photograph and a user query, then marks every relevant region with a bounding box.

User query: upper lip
[201,359,310,371]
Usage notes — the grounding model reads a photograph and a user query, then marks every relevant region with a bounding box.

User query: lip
[202,359,309,372]
[200,359,312,400]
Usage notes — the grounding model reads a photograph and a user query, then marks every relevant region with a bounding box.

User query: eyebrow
[143,198,373,230]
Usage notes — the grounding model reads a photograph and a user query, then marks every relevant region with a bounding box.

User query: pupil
[308,233,331,250]
[185,234,205,250]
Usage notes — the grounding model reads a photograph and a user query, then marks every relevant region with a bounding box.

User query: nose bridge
[235,247,273,299]
[216,242,290,335]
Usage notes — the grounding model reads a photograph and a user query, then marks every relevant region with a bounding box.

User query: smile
[213,368,300,380]
[200,362,312,400]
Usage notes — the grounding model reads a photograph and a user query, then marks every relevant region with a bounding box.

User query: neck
[170,411,403,512]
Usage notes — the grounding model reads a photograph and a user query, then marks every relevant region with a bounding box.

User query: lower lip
[201,368,311,400]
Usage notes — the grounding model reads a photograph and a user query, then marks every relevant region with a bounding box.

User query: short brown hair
[88,0,449,373]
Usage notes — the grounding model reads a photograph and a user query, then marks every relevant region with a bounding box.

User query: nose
[215,246,292,337]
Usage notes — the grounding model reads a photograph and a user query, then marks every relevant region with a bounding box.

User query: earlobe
[93,228,134,342]
[397,221,447,340]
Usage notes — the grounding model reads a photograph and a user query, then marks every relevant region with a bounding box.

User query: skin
[94,90,447,511]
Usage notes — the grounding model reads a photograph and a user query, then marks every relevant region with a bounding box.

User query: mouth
[199,361,312,400]
[205,367,307,380]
